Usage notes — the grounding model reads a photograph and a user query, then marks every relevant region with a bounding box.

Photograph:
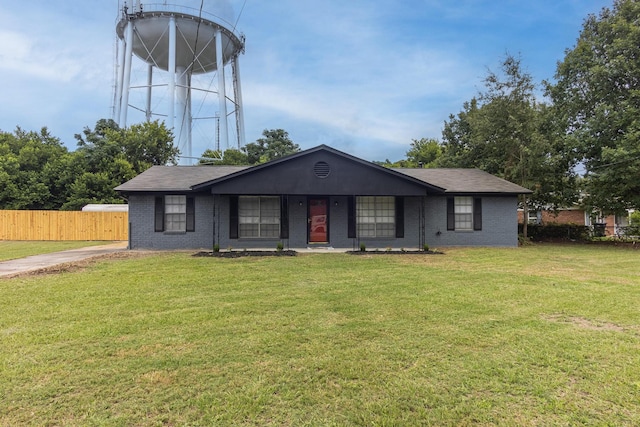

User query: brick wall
[426,196,519,247]
[129,194,520,250]
[128,194,214,250]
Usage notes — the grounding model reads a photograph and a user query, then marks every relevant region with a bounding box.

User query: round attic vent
[314,161,331,178]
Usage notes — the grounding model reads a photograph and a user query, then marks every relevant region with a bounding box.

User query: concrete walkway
[0,242,128,278]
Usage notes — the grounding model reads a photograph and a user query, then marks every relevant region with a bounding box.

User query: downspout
[354,194,358,251]
[122,194,132,250]
[422,195,427,249]
[211,194,218,249]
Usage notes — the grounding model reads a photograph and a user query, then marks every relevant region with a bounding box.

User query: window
[154,196,195,233]
[165,195,186,232]
[238,196,280,238]
[454,196,473,230]
[356,196,395,238]
[447,197,482,231]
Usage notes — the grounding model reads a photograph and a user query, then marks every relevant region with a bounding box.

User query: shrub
[627,211,640,236]
[276,242,284,251]
[213,244,220,253]
[359,242,366,252]
[519,223,590,242]
[423,243,429,252]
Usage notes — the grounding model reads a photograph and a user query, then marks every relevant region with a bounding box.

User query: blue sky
[0,0,612,162]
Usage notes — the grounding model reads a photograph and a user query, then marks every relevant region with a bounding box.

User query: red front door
[308,198,328,243]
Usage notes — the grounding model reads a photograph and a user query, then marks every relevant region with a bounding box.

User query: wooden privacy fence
[0,210,128,241]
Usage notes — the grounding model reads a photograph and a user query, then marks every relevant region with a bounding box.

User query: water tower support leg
[232,55,245,149]
[216,29,228,150]
[115,37,126,123]
[168,16,176,132]
[176,67,191,164]
[146,64,153,122]
[186,74,192,162]
[120,20,135,127]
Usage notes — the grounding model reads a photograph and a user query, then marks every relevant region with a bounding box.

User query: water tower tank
[113,1,245,164]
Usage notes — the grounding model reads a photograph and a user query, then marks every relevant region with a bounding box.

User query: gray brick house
[115,145,531,250]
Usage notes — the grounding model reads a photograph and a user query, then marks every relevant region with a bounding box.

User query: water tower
[113,1,245,164]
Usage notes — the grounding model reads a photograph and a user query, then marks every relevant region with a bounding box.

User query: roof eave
[443,190,533,196]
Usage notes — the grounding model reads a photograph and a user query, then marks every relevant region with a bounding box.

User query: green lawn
[1,245,639,426]
[0,241,113,262]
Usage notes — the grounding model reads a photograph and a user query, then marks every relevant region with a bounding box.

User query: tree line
[1,0,638,216]
[0,122,299,211]
[379,0,640,221]
[0,119,178,210]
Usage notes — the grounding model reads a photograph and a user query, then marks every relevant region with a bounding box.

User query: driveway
[0,242,128,278]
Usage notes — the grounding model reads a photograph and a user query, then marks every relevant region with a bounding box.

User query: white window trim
[238,196,280,238]
[356,196,395,238]
[454,196,473,231]
[165,195,186,232]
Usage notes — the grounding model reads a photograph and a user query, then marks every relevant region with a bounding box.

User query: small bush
[627,211,640,236]
[359,242,366,252]
[423,243,429,252]
[519,223,590,242]
[213,244,220,253]
[276,242,284,251]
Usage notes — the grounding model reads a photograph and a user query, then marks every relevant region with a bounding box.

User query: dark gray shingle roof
[115,165,249,192]
[115,145,530,195]
[393,168,531,194]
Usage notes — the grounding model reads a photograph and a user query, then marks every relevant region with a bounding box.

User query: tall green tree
[244,129,300,164]
[0,120,177,210]
[438,54,579,237]
[63,119,177,210]
[0,127,75,210]
[546,0,640,212]
[374,138,442,168]
[75,119,178,175]
[406,138,442,167]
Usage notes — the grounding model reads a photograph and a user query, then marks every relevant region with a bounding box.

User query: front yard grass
[0,241,114,262]
[1,245,639,425]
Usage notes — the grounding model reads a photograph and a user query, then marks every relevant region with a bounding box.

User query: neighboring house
[519,207,631,237]
[116,145,531,250]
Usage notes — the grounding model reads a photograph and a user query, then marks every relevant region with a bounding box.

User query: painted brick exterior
[425,196,519,247]
[128,194,519,249]
[128,194,214,250]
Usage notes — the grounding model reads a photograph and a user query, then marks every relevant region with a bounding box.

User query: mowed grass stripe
[1,245,639,426]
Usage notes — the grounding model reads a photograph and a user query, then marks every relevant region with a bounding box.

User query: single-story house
[116,145,531,250]
[519,206,631,237]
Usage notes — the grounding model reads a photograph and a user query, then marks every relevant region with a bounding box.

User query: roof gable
[194,145,442,195]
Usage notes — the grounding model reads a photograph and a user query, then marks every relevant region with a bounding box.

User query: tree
[0,119,177,210]
[62,119,177,210]
[374,138,442,168]
[0,127,74,210]
[199,148,249,165]
[243,129,300,164]
[406,138,442,167]
[546,0,640,212]
[438,54,579,237]
[75,119,178,175]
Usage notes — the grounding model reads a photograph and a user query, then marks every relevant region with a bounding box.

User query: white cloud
[238,1,477,151]
[0,30,76,81]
